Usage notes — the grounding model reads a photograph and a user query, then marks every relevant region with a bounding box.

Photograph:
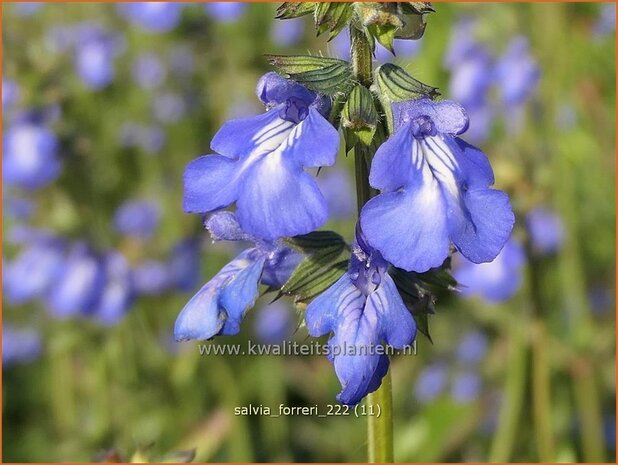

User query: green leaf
[276,2,317,20]
[367,23,398,54]
[283,230,347,254]
[374,63,440,102]
[265,55,353,96]
[279,230,350,304]
[400,2,435,15]
[341,84,379,150]
[394,12,427,40]
[314,2,354,39]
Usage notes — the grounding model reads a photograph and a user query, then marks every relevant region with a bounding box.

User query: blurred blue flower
[453,238,525,303]
[2,78,20,110]
[3,120,61,190]
[183,72,338,240]
[47,243,106,318]
[175,211,301,341]
[94,251,135,326]
[3,193,35,220]
[154,92,187,123]
[117,2,184,32]
[4,237,64,305]
[133,260,171,296]
[495,36,540,107]
[205,2,246,23]
[74,26,123,90]
[414,364,448,403]
[448,46,493,110]
[594,3,616,38]
[526,207,565,254]
[168,237,202,292]
[169,44,195,77]
[305,227,416,405]
[45,24,76,54]
[331,32,421,63]
[114,199,161,239]
[316,168,355,220]
[272,19,304,46]
[14,2,42,16]
[119,122,166,154]
[254,301,294,344]
[132,52,166,90]
[2,327,42,367]
[451,371,482,403]
[456,331,488,365]
[360,98,514,272]
[443,17,479,70]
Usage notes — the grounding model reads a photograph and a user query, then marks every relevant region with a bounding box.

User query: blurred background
[2,1,615,462]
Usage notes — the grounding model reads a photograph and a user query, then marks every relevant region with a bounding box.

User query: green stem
[350,24,394,464]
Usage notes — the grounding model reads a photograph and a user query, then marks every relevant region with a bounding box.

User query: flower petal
[219,256,265,335]
[236,151,328,240]
[256,72,317,108]
[210,107,294,159]
[369,273,416,348]
[449,188,515,264]
[361,172,450,272]
[174,249,255,341]
[183,154,241,214]
[368,121,415,192]
[392,98,469,135]
[448,137,494,188]
[284,107,340,168]
[205,211,253,242]
[305,274,364,337]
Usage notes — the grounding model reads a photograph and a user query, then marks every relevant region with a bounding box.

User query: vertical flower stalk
[349,25,394,464]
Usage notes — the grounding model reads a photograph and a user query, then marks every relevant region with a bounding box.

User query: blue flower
[450,371,481,403]
[4,236,64,304]
[168,237,202,292]
[594,3,616,38]
[526,207,564,254]
[2,326,42,367]
[272,19,304,46]
[360,98,515,273]
[456,330,488,365]
[132,52,166,90]
[133,260,171,296]
[93,251,135,326]
[495,36,540,107]
[2,78,20,110]
[205,2,246,23]
[183,72,339,240]
[117,2,184,33]
[47,243,106,318]
[175,211,300,341]
[113,199,161,239]
[414,363,448,404]
[154,92,187,124]
[448,46,493,110]
[3,120,61,190]
[74,26,123,90]
[305,227,416,405]
[254,301,294,344]
[453,238,525,303]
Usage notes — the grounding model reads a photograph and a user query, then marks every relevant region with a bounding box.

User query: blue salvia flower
[47,243,106,318]
[526,207,564,255]
[360,98,515,273]
[254,301,294,344]
[450,371,482,403]
[494,36,540,107]
[2,78,20,110]
[456,330,488,365]
[205,2,246,23]
[2,119,61,191]
[175,211,301,341]
[448,45,493,109]
[3,192,35,220]
[2,326,42,367]
[272,19,304,46]
[453,238,525,303]
[183,72,339,240]
[117,2,184,33]
[4,235,64,304]
[443,17,479,70]
[414,363,448,404]
[305,227,416,405]
[113,199,161,239]
[132,52,166,90]
[168,237,202,292]
[74,25,123,90]
[133,260,171,296]
[93,251,135,326]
